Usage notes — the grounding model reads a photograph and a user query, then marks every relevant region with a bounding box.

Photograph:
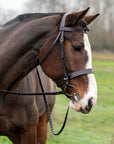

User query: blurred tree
[0,8,6,24]
[0,8,17,25]
[25,0,65,12]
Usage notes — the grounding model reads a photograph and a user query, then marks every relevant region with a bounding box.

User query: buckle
[60,38,64,41]
[73,92,79,103]
[64,84,79,103]
[64,77,68,81]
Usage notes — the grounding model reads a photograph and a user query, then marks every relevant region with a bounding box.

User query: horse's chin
[69,101,80,112]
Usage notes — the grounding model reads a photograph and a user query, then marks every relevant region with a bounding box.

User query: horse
[0,7,99,144]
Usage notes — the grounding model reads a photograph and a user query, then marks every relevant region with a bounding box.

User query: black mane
[2,13,58,27]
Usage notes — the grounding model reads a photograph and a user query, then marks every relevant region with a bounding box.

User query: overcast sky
[0,0,30,23]
[0,0,29,12]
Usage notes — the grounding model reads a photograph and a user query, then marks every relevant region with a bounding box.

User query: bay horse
[0,7,99,144]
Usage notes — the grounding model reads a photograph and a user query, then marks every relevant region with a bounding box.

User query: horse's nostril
[85,98,93,112]
[88,98,93,107]
[80,98,94,114]
[86,98,93,111]
[80,108,86,113]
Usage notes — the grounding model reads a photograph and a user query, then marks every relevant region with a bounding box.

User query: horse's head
[40,8,99,114]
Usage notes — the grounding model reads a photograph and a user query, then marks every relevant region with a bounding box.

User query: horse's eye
[72,45,82,52]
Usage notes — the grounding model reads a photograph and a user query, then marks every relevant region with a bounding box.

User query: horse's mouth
[80,107,91,114]
[69,101,92,114]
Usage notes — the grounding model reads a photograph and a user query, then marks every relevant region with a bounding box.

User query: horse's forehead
[83,34,91,55]
[83,33,91,48]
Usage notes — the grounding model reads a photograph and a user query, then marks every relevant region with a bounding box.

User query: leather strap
[40,32,61,65]
[69,68,93,79]
[60,13,70,86]
[60,27,85,33]
[0,89,65,95]
[57,68,93,87]
[36,67,69,135]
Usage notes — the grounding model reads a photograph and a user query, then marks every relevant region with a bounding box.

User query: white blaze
[69,33,97,112]
[81,33,97,107]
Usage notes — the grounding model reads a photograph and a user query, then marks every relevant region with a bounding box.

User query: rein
[0,13,93,135]
[36,67,69,135]
[0,67,69,136]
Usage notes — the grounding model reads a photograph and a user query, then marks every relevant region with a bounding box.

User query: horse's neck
[0,15,58,89]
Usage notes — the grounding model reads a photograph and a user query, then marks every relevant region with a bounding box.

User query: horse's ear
[65,7,90,26]
[85,14,100,25]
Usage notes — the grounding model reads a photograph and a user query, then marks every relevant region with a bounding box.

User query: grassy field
[0,52,114,144]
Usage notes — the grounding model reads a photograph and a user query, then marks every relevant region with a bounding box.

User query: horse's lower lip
[73,101,80,111]
[80,108,90,114]
[70,101,91,114]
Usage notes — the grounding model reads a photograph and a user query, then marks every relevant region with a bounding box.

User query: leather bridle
[0,13,93,136]
[40,13,93,101]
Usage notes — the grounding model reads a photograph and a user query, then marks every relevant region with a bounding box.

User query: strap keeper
[60,38,64,41]
[60,27,65,31]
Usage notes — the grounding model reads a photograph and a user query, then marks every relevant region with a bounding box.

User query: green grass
[0,137,12,144]
[47,57,114,144]
[0,53,114,144]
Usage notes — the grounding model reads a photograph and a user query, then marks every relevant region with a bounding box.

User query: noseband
[40,13,93,99]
